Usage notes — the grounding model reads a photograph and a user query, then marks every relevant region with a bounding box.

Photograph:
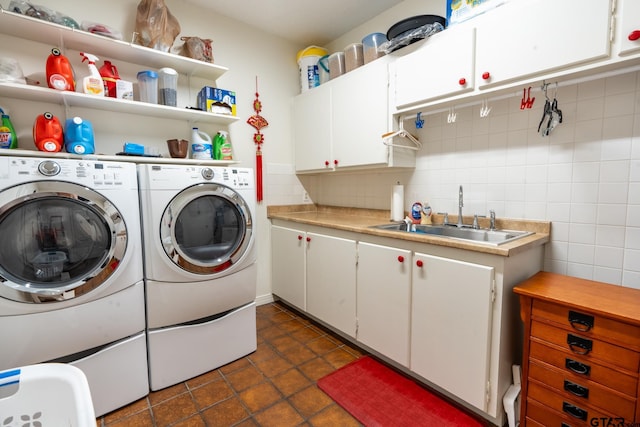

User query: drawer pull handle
[565,358,591,376]
[568,310,594,332]
[564,380,589,398]
[562,402,588,421]
[567,334,592,355]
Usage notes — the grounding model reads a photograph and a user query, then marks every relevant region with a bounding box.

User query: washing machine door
[0,181,127,303]
[160,183,253,275]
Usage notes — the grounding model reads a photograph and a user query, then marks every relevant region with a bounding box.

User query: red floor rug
[318,356,486,427]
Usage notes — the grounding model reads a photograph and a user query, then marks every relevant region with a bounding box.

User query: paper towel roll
[391,184,404,221]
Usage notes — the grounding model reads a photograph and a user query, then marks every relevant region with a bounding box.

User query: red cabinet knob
[629,30,640,41]
[416,260,424,267]
[325,160,330,166]
[482,72,491,80]
[458,77,466,86]
[306,237,311,242]
[297,235,303,240]
[334,159,339,165]
[397,255,404,263]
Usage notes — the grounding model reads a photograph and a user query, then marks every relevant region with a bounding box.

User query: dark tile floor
[96,301,365,426]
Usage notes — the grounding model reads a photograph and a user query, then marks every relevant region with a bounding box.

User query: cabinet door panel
[411,253,494,411]
[394,26,475,108]
[331,59,390,169]
[356,242,411,366]
[475,0,611,88]
[618,0,640,57]
[306,233,357,337]
[293,85,332,172]
[271,226,306,310]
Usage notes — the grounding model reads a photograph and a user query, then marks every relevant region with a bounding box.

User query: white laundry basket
[0,363,96,426]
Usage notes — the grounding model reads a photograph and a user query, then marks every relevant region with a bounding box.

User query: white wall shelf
[0,148,239,166]
[0,82,238,125]
[0,8,228,80]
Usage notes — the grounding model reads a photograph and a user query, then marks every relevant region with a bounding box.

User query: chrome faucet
[457,185,464,227]
[489,209,496,231]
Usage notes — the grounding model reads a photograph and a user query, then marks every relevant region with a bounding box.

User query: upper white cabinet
[293,56,415,173]
[618,0,640,57]
[475,0,612,89]
[393,26,476,108]
[0,9,238,127]
[390,0,630,113]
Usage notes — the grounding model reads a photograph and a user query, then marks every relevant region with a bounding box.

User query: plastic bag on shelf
[175,36,214,63]
[379,22,445,54]
[8,0,80,29]
[134,0,181,52]
[81,21,123,40]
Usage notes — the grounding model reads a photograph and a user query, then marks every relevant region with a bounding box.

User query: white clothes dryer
[0,155,148,417]
[137,164,257,390]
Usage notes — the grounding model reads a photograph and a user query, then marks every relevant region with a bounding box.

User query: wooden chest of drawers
[514,272,640,427]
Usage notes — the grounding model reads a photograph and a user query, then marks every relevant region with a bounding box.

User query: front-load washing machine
[137,164,257,390]
[0,155,148,417]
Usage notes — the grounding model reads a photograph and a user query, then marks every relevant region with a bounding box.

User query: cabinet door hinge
[491,279,496,303]
[609,0,617,43]
[355,318,359,337]
[486,380,491,405]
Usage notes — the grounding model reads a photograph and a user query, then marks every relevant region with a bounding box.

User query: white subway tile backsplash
[604,93,635,118]
[628,205,640,227]
[593,267,622,286]
[572,162,600,182]
[594,246,624,268]
[547,204,571,223]
[597,204,628,226]
[567,262,594,281]
[570,203,597,224]
[626,227,640,250]
[600,160,630,182]
[623,249,640,272]
[571,182,598,203]
[577,79,605,100]
[598,183,629,204]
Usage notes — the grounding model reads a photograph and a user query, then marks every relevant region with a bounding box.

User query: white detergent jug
[190,127,212,160]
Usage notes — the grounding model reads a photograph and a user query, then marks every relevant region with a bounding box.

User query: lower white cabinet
[269,220,544,426]
[306,233,357,337]
[356,242,411,366]
[411,253,494,412]
[271,225,306,311]
[271,225,357,336]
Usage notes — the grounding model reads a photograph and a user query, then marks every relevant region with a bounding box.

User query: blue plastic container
[64,117,95,155]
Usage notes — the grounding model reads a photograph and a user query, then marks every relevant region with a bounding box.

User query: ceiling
[184,0,404,46]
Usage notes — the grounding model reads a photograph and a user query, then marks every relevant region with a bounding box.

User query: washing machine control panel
[6,157,136,190]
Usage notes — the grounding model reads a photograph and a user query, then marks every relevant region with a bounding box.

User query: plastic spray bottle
[0,107,18,149]
[213,130,233,160]
[79,52,105,96]
[46,47,75,91]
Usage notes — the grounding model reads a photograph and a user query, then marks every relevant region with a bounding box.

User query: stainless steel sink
[370,223,534,245]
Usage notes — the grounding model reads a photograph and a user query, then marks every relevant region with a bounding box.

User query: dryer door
[0,181,127,303]
[160,183,253,275]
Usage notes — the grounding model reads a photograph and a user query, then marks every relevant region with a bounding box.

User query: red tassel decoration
[247,76,268,202]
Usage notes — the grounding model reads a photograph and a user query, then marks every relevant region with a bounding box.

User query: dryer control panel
[144,165,254,190]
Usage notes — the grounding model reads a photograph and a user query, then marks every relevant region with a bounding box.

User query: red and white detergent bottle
[46,47,75,91]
